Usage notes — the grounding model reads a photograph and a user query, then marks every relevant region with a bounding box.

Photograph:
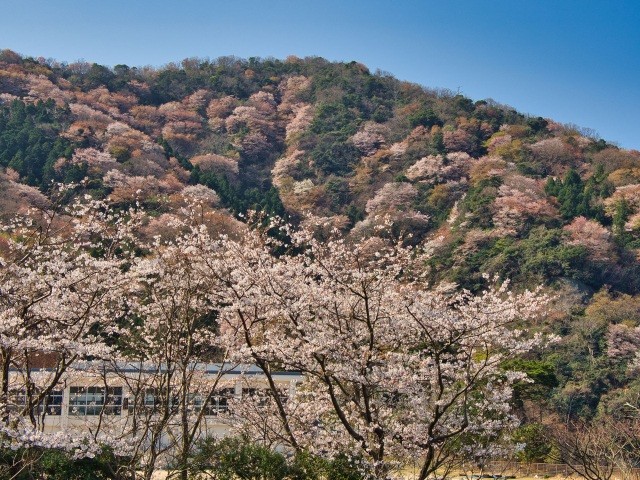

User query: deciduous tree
[210,220,547,479]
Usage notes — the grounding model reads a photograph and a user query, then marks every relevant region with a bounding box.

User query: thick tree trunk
[0,348,11,424]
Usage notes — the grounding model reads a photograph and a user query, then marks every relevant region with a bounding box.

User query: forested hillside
[2,48,640,468]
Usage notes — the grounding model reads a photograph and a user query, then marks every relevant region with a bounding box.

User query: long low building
[6,362,303,442]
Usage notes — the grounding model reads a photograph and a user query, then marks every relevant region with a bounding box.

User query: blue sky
[2,0,639,149]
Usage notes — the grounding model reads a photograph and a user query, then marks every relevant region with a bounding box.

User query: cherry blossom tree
[210,220,547,479]
[158,101,204,154]
[271,149,305,189]
[606,323,640,360]
[284,103,313,142]
[0,187,142,465]
[129,105,164,136]
[0,194,235,479]
[0,190,548,479]
[278,75,311,113]
[63,147,119,177]
[112,218,233,480]
[190,153,239,177]
[528,138,578,175]
[0,171,49,219]
[406,152,471,184]
[351,123,387,156]
[360,182,429,238]
[493,175,557,235]
[206,95,239,120]
[605,184,640,216]
[26,74,71,107]
[365,183,419,214]
[564,216,615,263]
[224,92,282,160]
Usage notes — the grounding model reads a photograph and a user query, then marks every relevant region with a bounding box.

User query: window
[243,387,288,406]
[243,387,263,397]
[9,389,63,416]
[208,388,234,415]
[41,390,63,416]
[69,386,123,415]
[191,388,235,416]
[143,388,157,409]
[131,388,159,410]
[243,387,271,407]
[131,387,162,413]
[127,388,179,414]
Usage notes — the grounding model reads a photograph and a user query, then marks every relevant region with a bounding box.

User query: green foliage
[307,61,394,123]
[512,423,552,463]
[526,116,549,134]
[452,94,475,114]
[3,52,640,474]
[159,136,194,170]
[325,176,352,212]
[408,104,442,129]
[557,169,585,219]
[301,97,366,176]
[195,437,288,480]
[413,183,458,227]
[198,171,285,218]
[430,130,446,154]
[550,353,619,420]
[85,63,116,90]
[612,198,631,244]
[557,169,592,219]
[189,437,365,480]
[503,358,559,405]
[437,227,591,292]
[150,68,192,104]
[285,451,325,480]
[545,167,612,222]
[544,177,558,196]
[540,289,640,421]
[491,227,589,285]
[108,145,131,163]
[0,99,73,188]
[313,140,360,176]
[322,453,367,480]
[0,446,124,480]
[472,100,526,131]
[459,176,502,229]
[346,204,365,227]
[425,236,465,286]
[310,103,359,138]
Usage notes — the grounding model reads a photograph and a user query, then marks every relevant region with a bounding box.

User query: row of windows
[69,386,123,416]
[10,390,64,416]
[8,387,277,417]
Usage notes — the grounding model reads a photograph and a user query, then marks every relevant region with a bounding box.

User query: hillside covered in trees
[2,48,640,473]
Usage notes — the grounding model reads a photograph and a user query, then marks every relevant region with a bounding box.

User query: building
[7,362,302,444]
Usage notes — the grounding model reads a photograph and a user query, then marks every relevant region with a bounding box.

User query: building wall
[9,365,302,442]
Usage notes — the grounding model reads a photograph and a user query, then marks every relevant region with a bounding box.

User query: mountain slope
[2,49,640,425]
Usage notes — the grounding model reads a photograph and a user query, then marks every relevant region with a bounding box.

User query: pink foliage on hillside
[564,216,614,262]
[493,175,557,234]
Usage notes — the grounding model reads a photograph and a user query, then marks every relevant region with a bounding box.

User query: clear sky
[2,0,639,149]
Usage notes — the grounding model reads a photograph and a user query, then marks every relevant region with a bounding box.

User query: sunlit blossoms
[0,193,548,479]
[0,188,143,461]
[208,219,548,479]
